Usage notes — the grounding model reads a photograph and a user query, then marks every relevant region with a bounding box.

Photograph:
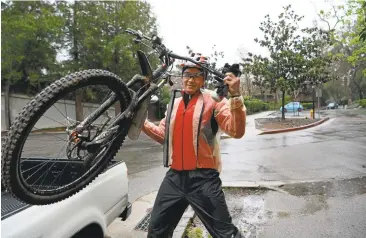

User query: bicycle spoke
[22,143,66,154]
[41,114,67,127]
[36,143,69,188]
[52,104,67,120]
[21,161,49,173]
[32,127,68,142]
[27,143,67,185]
[48,162,70,188]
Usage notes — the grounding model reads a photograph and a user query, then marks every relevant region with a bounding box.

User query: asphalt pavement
[121,108,366,202]
[4,108,365,202]
[117,108,366,237]
[3,107,366,237]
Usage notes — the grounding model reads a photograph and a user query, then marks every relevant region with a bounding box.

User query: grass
[187,227,204,238]
[277,211,290,218]
[182,215,212,238]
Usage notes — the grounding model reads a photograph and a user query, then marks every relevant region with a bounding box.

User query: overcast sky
[146,0,344,67]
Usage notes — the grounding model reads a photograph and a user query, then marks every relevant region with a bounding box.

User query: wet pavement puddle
[185,176,366,238]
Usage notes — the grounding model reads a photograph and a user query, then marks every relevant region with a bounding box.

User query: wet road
[220,109,366,183]
[3,108,365,237]
[5,108,365,203]
[192,177,366,238]
[188,108,366,238]
[122,109,366,202]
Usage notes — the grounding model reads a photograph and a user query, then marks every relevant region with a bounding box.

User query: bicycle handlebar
[125,28,225,83]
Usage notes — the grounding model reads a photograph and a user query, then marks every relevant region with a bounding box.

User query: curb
[258,117,330,135]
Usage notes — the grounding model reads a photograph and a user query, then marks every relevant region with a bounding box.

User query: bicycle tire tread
[1,69,131,205]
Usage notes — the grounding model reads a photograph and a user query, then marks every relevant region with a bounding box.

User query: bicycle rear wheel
[1,69,132,205]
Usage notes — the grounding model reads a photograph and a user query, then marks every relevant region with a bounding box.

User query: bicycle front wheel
[1,69,132,205]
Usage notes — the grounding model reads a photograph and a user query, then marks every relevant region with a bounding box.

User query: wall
[1,93,116,131]
[1,93,163,131]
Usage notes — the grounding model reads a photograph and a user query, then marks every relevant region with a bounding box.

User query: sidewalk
[106,191,193,238]
[105,111,276,237]
[106,192,157,238]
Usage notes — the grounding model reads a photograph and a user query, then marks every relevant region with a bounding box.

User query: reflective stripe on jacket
[142,89,246,173]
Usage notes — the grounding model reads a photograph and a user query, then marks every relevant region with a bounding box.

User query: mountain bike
[1,28,230,205]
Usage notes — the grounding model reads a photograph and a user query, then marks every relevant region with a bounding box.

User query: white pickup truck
[1,158,131,238]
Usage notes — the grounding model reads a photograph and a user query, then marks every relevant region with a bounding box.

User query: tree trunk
[72,2,83,121]
[4,80,11,130]
[246,74,251,96]
[274,90,278,103]
[281,90,285,121]
[347,69,354,105]
[75,90,83,122]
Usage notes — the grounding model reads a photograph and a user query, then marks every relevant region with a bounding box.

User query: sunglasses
[182,72,204,79]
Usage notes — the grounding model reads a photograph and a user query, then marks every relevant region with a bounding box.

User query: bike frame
[75,28,227,150]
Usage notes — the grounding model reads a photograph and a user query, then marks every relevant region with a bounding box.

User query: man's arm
[142,118,166,144]
[214,96,246,138]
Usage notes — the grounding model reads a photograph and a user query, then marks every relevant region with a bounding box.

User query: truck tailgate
[1,159,121,221]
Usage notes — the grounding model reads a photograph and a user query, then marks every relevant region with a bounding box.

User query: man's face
[182,67,204,95]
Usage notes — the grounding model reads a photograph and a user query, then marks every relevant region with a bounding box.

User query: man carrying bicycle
[142,53,246,238]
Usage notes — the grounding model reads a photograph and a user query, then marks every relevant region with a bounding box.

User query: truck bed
[1,158,121,220]
[1,192,31,220]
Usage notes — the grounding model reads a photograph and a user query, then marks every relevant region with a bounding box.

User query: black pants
[147,168,240,238]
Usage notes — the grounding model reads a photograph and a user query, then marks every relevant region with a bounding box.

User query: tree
[56,1,160,119]
[243,5,307,120]
[1,1,64,129]
[297,26,338,92]
[243,5,336,119]
[359,1,366,41]
[317,0,366,102]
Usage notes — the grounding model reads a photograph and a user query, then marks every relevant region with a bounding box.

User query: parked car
[1,158,131,238]
[280,102,304,112]
[327,102,338,109]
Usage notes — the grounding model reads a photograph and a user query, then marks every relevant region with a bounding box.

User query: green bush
[302,103,313,109]
[244,98,269,115]
[359,99,366,108]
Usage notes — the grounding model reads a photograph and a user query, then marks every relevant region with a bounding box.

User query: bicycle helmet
[179,52,210,80]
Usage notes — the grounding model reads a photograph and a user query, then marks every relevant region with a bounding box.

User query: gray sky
[147,0,344,67]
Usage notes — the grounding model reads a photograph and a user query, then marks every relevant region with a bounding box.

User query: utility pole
[316,86,322,119]
[312,86,315,119]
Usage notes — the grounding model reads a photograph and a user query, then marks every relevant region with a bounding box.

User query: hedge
[359,99,366,108]
[156,95,270,119]
[243,97,269,115]
[302,103,313,109]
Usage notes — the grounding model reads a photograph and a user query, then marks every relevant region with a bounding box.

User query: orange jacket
[142,89,246,173]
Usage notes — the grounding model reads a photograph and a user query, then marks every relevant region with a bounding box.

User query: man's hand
[224,72,241,96]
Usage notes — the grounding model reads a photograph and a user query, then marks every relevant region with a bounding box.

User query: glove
[221,63,241,77]
[215,63,241,99]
